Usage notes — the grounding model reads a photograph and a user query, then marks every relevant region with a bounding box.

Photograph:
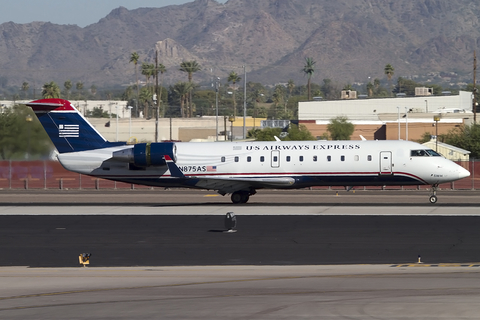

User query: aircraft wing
[193,176,295,194]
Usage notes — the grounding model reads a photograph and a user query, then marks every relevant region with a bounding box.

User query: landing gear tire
[231,191,249,204]
[429,184,438,204]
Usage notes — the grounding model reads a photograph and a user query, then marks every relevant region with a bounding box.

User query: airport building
[298,90,474,141]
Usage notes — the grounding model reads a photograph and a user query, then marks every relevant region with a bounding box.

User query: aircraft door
[271,150,280,168]
[379,151,392,175]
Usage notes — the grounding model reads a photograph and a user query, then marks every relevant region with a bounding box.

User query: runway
[1,265,480,319]
[1,189,479,319]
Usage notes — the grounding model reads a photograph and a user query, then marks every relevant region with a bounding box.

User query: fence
[0,160,478,191]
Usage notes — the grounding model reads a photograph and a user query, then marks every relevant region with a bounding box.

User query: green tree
[227,71,241,117]
[443,123,480,158]
[130,52,140,112]
[64,80,72,99]
[90,84,97,97]
[302,57,316,101]
[0,105,52,160]
[283,124,315,141]
[158,63,167,117]
[384,64,395,97]
[86,106,110,118]
[172,81,194,118]
[21,82,29,99]
[41,81,61,99]
[179,60,201,117]
[253,124,315,141]
[75,81,84,99]
[327,116,355,140]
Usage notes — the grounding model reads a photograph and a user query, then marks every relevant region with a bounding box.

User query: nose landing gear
[429,184,438,204]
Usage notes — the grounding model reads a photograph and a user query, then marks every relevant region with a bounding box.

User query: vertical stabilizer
[26,99,125,153]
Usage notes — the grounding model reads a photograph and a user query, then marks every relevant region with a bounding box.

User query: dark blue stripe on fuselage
[96,174,426,189]
[36,111,125,153]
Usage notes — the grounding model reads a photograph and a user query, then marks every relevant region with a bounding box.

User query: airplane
[26,98,470,204]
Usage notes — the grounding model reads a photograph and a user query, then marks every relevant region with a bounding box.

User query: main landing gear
[231,191,252,204]
[429,184,438,204]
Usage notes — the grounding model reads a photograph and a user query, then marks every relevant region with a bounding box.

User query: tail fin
[26,99,125,153]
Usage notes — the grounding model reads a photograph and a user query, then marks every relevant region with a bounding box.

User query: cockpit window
[411,149,441,157]
[411,150,427,157]
[425,149,441,156]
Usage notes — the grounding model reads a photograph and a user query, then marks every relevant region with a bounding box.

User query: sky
[0,0,226,27]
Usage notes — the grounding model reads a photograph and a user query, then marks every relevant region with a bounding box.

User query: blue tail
[26,99,125,153]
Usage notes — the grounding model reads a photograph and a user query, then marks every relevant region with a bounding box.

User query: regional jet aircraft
[26,99,470,204]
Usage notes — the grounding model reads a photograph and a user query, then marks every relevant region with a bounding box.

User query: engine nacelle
[112,142,177,167]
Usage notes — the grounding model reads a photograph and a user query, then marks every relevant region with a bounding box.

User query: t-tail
[26,99,125,153]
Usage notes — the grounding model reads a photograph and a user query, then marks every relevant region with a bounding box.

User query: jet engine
[112,142,177,167]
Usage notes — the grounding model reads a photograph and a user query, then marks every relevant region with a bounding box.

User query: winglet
[164,155,185,178]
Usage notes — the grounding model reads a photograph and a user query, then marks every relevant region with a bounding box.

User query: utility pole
[155,50,159,142]
[474,50,477,123]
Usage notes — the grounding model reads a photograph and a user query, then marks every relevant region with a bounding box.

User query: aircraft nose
[457,166,470,179]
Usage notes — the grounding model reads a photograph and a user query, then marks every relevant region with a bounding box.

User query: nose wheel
[429,184,438,204]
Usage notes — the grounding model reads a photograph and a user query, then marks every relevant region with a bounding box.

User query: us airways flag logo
[206,166,217,172]
[59,124,79,137]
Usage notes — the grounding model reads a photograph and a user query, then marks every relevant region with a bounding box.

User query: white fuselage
[57,140,469,190]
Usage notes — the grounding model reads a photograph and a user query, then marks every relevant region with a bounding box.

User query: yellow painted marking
[204,194,219,197]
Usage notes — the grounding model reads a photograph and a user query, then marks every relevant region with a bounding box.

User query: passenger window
[273,156,278,162]
[286,156,291,162]
[235,156,239,162]
[313,155,317,162]
[367,155,372,161]
[247,156,251,162]
[341,155,345,161]
[327,155,331,162]
[354,155,359,161]
[299,156,304,162]
[221,156,226,162]
[260,156,265,162]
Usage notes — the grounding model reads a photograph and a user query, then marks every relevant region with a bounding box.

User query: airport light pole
[405,107,408,141]
[228,116,235,141]
[115,105,119,142]
[26,114,32,159]
[215,77,220,141]
[127,106,133,141]
[434,115,440,152]
[243,65,247,139]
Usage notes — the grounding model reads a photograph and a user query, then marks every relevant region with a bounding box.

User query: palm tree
[64,80,72,99]
[302,57,316,101]
[287,79,295,97]
[227,71,241,117]
[179,60,201,117]
[21,82,29,99]
[139,87,152,119]
[42,81,61,99]
[76,81,84,99]
[130,52,140,110]
[141,62,155,93]
[158,63,167,117]
[173,82,194,118]
[384,64,395,97]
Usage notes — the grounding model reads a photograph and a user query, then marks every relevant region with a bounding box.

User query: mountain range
[0,0,479,89]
